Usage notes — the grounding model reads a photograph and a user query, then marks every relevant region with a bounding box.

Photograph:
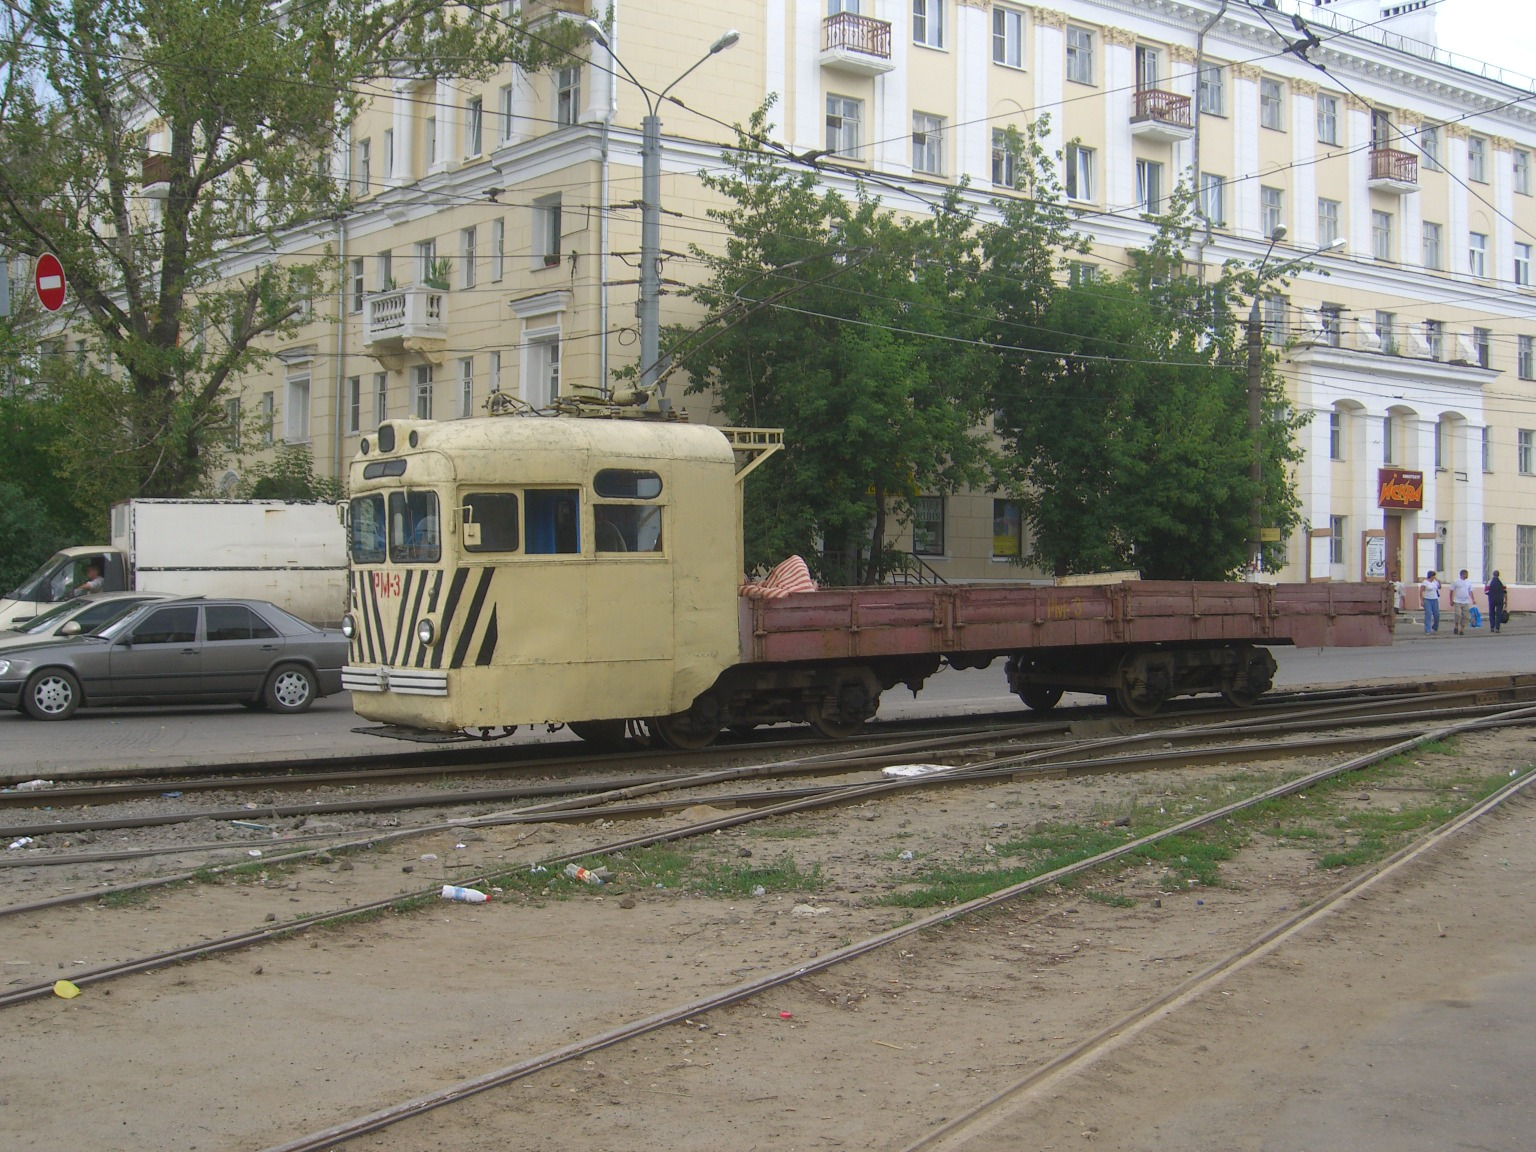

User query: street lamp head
[1325,237,1346,251]
[582,18,609,48]
[709,29,741,54]
[1268,224,1288,243]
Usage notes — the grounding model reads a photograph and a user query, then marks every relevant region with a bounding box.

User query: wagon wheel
[1113,684,1163,718]
[1017,684,1064,712]
[568,719,630,750]
[807,711,865,740]
[649,714,720,750]
[1219,680,1262,709]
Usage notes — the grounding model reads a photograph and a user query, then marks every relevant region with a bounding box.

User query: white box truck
[0,499,348,629]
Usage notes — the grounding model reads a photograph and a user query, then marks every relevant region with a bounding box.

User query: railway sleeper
[1006,643,1277,717]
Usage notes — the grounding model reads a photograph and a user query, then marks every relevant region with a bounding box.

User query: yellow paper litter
[53,980,81,999]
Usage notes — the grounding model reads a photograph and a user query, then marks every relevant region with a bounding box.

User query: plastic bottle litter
[440,885,490,903]
[564,863,603,886]
[7,837,34,850]
[752,885,766,898]
[15,779,53,791]
[898,850,914,862]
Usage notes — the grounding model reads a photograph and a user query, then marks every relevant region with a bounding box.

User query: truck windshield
[350,495,387,564]
[8,552,77,604]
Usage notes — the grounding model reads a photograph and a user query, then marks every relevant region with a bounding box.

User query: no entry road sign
[35,253,65,311]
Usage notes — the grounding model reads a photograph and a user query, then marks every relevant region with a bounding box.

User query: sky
[1430,0,1536,79]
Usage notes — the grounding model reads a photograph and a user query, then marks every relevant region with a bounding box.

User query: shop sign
[1378,469,1423,510]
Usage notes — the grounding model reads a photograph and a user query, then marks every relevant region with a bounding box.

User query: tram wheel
[649,714,720,750]
[568,719,630,750]
[1017,684,1064,712]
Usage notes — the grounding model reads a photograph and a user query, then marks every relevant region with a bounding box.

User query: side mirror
[58,621,82,636]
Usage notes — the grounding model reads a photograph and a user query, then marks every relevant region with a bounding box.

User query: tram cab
[342,416,744,734]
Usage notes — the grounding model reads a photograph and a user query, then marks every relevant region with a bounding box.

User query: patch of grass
[99,887,151,908]
[1260,824,1324,841]
[696,853,822,898]
[1085,889,1136,908]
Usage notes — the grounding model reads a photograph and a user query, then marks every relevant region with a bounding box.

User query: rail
[822,11,891,59]
[1132,88,1192,129]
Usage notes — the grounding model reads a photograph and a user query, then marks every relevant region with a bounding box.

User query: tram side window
[593,469,662,499]
[594,505,663,553]
[462,492,520,552]
[524,489,580,554]
[388,491,441,563]
[350,495,387,564]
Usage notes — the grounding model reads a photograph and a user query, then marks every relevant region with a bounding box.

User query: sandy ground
[2,729,1533,1151]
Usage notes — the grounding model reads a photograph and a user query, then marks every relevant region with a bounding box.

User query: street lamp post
[1245,226,1345,575]
[585,21,739,415]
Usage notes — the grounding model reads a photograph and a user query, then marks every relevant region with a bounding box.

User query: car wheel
[264,664,317,714]
[24,669,81,721]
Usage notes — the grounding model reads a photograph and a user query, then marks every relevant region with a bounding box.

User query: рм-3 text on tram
[341,414,1394,749]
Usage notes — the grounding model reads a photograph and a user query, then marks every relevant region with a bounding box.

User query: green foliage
[668,106,997,580]
[228,443,345,501]
[0,0,578,522]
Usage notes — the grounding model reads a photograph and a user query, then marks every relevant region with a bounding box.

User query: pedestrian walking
[1450,569,1474,634]
[1486,570,1508,634]
[1421,570,1441,634]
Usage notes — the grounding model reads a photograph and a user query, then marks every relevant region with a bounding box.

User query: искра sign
[1378,468,1424,509]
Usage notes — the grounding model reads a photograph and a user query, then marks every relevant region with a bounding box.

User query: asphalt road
[0,617,1529,779]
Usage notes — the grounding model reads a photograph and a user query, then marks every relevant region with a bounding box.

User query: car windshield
[9,600,82,633]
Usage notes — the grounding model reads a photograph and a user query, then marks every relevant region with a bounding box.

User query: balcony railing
[1368,147,1419,191]
[1129,89,1194,142]
[141,153,172,197]
[363,284,447,348]
[819,12,894,74]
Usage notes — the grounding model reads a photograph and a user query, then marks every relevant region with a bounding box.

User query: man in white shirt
[1450,569,1475,635]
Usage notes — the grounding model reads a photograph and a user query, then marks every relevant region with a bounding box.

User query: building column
[1345,95,1371,258]
[1290,79,1319,249]
[954,0,990,182]
[1032,9,1066,165]
[1102,27,1136,213]
[1232,63,1261,238]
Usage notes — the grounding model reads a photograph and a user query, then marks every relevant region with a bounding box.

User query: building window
[1518,243,1533,286]
[1065,26,1093,85]
[424,116,437,169]
[1473,327,1492,370]
[1520,526,1536,584]
[346,375,361,435]
[1468,135,1488,183]
[1436,521,1446,575]
[1260,185,1283,237]
[1425,319,1444,360]
[1469,232,1488,278]
[352,138,370,197]
[1137,160,1164,215]
[376,250,393,292]
[1261,294,1286,343]
[990,129,1016,187]
[460,227,477,289]
[412,364,433,420]
[533,194,561,268]
[499,84,515,143]
[459,357,474,419]
[1420,124,1441,170]
[826,95,863,160]
[1521,335,1535,380]
[489,351,502,394]
[464,97,483,157]
[1065,143,1095,201]
[912,0,944,48]
[1383,414,1395,464]
[1421,221,1443,269]
[555,66,581,127]
[1435,420,1446,471]
[1516,149,1533,195]
[383,128,394,178]
[1259,77,1284,130]
[1197,62,1225,116]
[912,496,946,555]
[1320,304,1343,348]
[525,335,561,408]
[285,369,311,443]
[1068,261,1099,286]
[1329,515,1345,564]
[260,391,274,444]
[912,112,945,175]
[1376,310,1396,352]
[1522,430,1536,475]
[1329,411,1343,460]
[1317,198,1340,246]
[415,238,436,284]
[1371,210,1393,260]
[1483,426,1493,473]
[992,5,1024,67]
[1316,93,1339,145]
[349,257,365,313]
[224,397,241,450]
[374,372,388,427]
[992,499,1024,559]
[1198,172,1224,225]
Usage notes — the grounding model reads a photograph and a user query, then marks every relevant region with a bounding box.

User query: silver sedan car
[0,598,346,720]
[0,593,171,653]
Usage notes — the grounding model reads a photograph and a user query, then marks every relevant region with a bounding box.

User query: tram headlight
[417,617,437,647]
[341,614,356,639]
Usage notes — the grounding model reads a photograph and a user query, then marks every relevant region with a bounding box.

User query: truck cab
[0,547,128,629]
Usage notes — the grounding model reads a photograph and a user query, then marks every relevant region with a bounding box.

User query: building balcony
[141,153,172,198]
[1368,148,1419,193]
[363,285,448,352]
[1130,89,1194,143]
[820,12,894,76]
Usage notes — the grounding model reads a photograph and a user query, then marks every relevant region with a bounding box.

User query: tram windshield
[388,491,441,564]
[349,495,386,564]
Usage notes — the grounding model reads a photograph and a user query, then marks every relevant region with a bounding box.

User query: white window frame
[424,116,437,169]
[353,138,370,197]
[1519,525,1536,585]
[1317,198,1340,247]
[1372,210,1393,261]
[374,371,388,427]
[826,94,863,160]
[1137,159,1163,215]
[912,496,946,556]
[376,250,393,292]
[533,194,561,269]
[458,356,475,419]
[1065,26,1093,85]
[1065,143,1094,202]
[1483,427,1493,473]
[348,257,365,313]
[412,364,433,420]
[912,0,944,48]
[346,375,362,435]
[1516,149,1533,195]
[1329,411,1343,461]
[523,328,562,409]
[492,218,506,282]
[489,351,502,394]
[1468,135,1488,183]
[498,84,515,144]
[1469,231,1488,278]
[1259,78,1283,130]
[383,128,394,179]
[1197,62,1225,116]
[260,391,274,445]
[1421,125,1441,171]
[415,238,436,284]
[1520,429,1535,476]
[464,96,483,157]
[1316,93,1339,145]
[1329,515,1345,564]
[1520,336,1536,381]
[912,112,945,175]
[1198,172,1224,226]
[990,128,1016,187]
[1423,221,1443,269]
[992,5,1024,68]
[461,226,477,289]
[285,367,311,444]
[1517,242,1532,286]
[555,66,581,127]
[1260,185,1283,237]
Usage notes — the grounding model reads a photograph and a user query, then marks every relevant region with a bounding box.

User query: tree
[669,109,997,581]
[0,0,576,513]
[986,184,1306,579]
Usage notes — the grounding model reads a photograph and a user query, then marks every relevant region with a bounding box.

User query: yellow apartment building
[231,0,1536,598]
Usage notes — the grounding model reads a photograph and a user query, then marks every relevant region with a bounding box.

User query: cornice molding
[1030,7,1067,31]
[1103,25,1137,48]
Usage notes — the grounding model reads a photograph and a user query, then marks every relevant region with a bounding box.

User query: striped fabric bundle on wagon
[340,415,1394,747]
